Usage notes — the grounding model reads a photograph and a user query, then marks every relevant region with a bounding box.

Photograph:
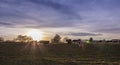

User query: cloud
[0,0,81,28]
[70,32,102,36]
[0,20,10,27]
[1,0,119,29]
[30,0,79,16]
[0,0,120,39]
[94,28,120,33]
[0,22,12,26]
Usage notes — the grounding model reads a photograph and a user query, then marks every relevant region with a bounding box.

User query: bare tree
[51,34,61,43]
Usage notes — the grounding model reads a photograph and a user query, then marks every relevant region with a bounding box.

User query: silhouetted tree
[52,34,61,43]
[14,35,33,43]
[0,37,4,42]
[89,37,93,42]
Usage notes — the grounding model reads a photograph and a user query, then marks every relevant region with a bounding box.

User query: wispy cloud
[70,32,102,36]
[0,22,12,25]
[0,0,81,28]
[94,27,120,33]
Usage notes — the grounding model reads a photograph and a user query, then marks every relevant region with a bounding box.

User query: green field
[0,43,120,65]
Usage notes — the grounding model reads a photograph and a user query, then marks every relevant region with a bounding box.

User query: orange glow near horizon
[26,29,43,41]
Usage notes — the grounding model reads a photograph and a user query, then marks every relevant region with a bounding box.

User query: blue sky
[0,0,120,40]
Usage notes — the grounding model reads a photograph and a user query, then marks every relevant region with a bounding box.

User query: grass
[0,42,120,65]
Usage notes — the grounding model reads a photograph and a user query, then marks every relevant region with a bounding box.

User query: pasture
[0,42,120,65]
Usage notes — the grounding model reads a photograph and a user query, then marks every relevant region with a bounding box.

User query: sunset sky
[0,0,120,40]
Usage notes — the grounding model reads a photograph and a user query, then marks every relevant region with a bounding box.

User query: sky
[0,0,120,40]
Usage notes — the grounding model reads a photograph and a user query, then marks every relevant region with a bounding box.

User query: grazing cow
[72,40,79,44]
[66,39,72,44]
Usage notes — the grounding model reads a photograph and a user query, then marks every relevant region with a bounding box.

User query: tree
[52,34,61,43]
[14,35,33,43]
[0,37,4,42]
[89,37,93,42]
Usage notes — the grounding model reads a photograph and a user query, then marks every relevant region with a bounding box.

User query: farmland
[0,42,120,65]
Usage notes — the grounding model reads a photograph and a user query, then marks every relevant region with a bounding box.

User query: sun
[26,29,43,41]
